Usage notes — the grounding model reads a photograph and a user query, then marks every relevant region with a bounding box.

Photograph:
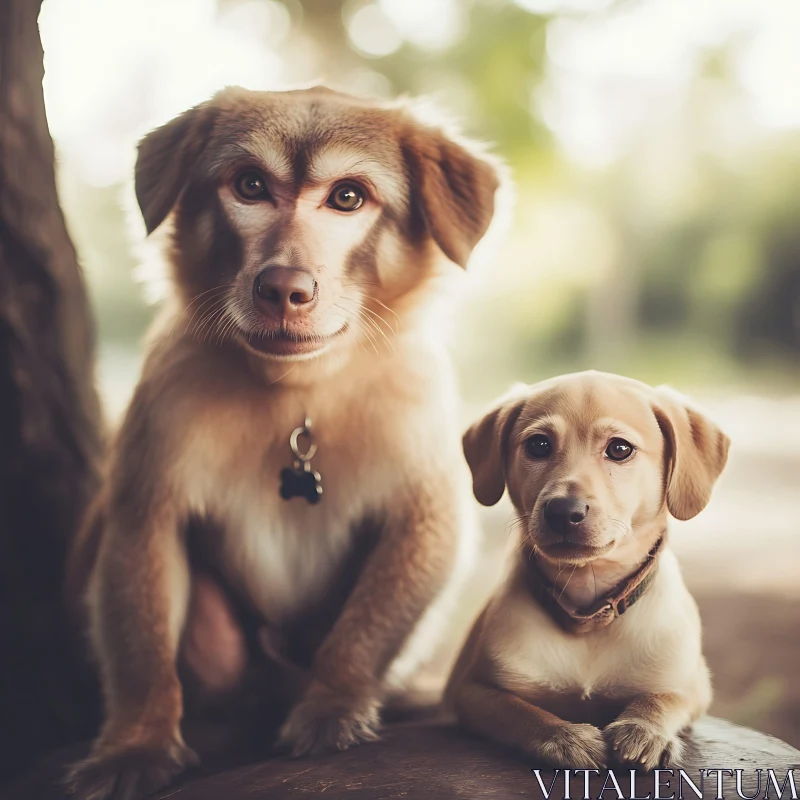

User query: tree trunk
[0,0,102,782]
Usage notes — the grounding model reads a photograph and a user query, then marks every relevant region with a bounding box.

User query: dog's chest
[219,485,364,624]
[499,625,644,697]
[176,342,458,624]
[490,575,685,700]
[182,406,402,623]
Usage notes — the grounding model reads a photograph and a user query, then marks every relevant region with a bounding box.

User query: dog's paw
[604,719,683,770]
[277,683,380,757]
[536,723,608,769]
[65,739,199,800]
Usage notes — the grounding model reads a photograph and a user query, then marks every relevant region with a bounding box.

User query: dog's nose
[543,496,589,536]
[254,266,318,317]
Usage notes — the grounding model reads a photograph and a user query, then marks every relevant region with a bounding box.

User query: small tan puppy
[447,371,729,770]
[65,86,502,800]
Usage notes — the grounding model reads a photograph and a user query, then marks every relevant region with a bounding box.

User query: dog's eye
[606,438,635,461]
[524,434,552,459]
[327,183,364,212]
[234,170,270,201]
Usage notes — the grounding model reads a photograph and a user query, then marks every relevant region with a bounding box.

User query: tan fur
[66,85,502,800]
[447,371,729,770]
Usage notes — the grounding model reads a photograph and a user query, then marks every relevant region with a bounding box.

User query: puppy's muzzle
[543,496,589,538]
[254,266,319,320]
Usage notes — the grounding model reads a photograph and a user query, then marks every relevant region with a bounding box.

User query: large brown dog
[66,86,501,800]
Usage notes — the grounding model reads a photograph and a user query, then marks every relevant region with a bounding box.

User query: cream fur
[448,371,729,771]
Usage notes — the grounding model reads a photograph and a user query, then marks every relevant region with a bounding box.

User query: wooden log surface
[4,717,799,800]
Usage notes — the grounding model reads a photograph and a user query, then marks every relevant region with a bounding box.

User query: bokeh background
[40,0,799,745]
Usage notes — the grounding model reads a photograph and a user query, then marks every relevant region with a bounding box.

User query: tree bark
[0,0,103,782]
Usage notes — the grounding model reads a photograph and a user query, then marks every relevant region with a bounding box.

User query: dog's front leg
[604,692,697,769]
[66,497,197,800]
[278,487,459,756]
[452,680,608,768]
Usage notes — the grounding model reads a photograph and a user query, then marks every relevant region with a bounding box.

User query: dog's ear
[403,123,500,268]
[651,388,730,521]
[463,392,525,506]
[135,103,216,234]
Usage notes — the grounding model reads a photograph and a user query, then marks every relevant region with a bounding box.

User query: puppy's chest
[492,594,670,700]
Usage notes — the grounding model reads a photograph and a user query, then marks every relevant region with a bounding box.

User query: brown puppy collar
[523,536,665,636]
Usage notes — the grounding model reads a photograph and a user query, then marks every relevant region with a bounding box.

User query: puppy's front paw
[604,719,683,770]
[537,723,608,769]
[65,738,198,800]
[277,683,380,757]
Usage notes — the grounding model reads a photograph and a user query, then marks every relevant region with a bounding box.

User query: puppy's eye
[234,170,270,201]
[327,183,364,212]
[606,438,635,461]
[524,434,552,459]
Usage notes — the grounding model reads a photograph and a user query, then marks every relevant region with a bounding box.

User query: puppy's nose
[254,266,318,317]
[543,496,589,536]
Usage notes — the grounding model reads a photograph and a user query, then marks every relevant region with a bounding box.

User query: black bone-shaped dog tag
[280,465,323,504]
[280,417,323,504]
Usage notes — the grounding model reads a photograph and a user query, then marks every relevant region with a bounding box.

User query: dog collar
[522,535,665,635]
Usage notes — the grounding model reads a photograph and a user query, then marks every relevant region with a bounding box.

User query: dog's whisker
[189,287,236,342]
[339,280,403,329]
[557,562,578,605]
[215,310,239,347]
[205,305,235,346]
[268,364,300,386]
[506,513,530,539]
[198,314,225,346]
[340,279,380,293]
[359,321,381,357]
[170,286,232,340]
[199,298,236,347]
[358,310,395,353]
[554,560,570,580]
[333,290,399,339]
[361,304,397,336]
[191,298,230,342]
[364,295,402,326]
[179,284,232,316]
[610,517,633,538]
[333,302,382,355]
[190,304,226,344]
[181,286,234,338]
[345,312,380,356]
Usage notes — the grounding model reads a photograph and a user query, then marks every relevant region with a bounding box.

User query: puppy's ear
[463,394,525,506]
[135,103,216,234]
[403,123,500,268]
[651,388,730,521]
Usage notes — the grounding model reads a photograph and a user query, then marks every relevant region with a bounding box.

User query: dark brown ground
[697,592,800,748]
[4,717,798,800]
